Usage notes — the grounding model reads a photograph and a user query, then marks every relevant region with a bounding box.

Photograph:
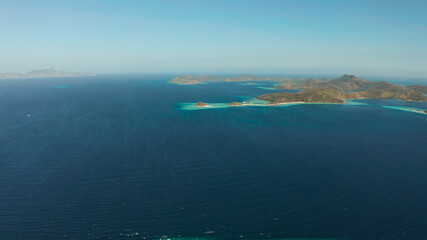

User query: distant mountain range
[0,69,95,79]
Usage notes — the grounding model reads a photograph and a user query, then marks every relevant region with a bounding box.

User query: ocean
[0,75,426,240]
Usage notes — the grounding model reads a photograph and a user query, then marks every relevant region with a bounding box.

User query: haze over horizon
[1,0,426,78]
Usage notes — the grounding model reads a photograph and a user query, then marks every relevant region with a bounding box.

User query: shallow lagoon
[178,98,369,111]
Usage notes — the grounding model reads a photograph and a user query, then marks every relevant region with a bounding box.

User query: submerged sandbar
[382,106,427,115]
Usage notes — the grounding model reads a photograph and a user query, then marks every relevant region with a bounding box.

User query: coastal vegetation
[170,75,297,85]
[227,102,244,106]
[194,102,209,107]
[259,75,427,104]
[258,88,346,104]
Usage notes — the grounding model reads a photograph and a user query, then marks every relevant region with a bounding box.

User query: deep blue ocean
[0,75,426,240]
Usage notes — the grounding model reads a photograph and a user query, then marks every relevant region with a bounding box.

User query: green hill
[257,88,346,104]
[259,75,427,104]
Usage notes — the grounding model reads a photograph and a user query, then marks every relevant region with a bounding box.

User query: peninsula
[0,69,95,79]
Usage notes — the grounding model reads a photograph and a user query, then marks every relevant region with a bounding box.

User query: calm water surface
[0,75,426,240]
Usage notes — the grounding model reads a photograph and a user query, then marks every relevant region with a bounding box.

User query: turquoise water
[256,86,281,90]
[343,99,370,105]
[236,81,302,92]
[382,106,426,115]
[178,99,368,111]
[238,82,282,90]
[239,83,265,86]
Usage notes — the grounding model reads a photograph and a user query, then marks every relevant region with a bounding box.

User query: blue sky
[1,0,426,77]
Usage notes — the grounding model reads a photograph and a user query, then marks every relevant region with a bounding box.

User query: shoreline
[178,99,368,110]
[180,100,426,116]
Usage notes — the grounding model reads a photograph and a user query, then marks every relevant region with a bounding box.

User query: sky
[0,0,426,77]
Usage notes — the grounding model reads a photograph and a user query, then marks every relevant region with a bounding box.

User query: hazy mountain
[0,69,95,79]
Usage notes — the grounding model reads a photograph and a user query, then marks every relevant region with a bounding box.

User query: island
[258,87,346,104]
[258,74,427,104]
[175,74,427,107]
[227,102,244,106]
[407,85,427,93]
[194,102,209,107]
[0,69,95,79]
[170,75,297,85]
